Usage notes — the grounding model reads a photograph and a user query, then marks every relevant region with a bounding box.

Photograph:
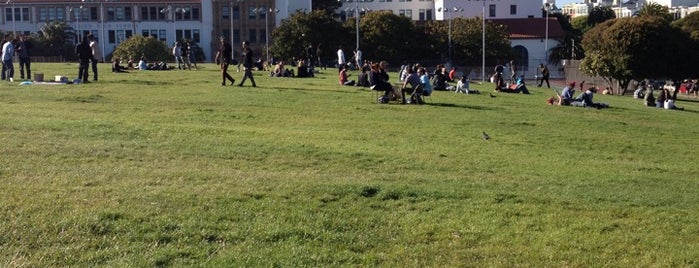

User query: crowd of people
[2,33,35,82]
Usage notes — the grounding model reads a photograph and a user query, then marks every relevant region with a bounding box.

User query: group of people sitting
[640,81,684,110]
[547,80,609,109]
[269,59,314,78]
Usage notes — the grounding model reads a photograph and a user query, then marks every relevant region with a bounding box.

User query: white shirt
[355,49,362,64]
[337,49,345,65]
[2,41,14,61]
[90,41,102,61]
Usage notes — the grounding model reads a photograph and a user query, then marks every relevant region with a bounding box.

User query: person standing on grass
[75,35,92,82]
[17,35,32,80]
[215,37,236,86]
[316,43,325,70]
[238,41,257,87]
[538,63,550,88]
[337,45,345,72]
[2,34,15,82]
[88,34,102,81]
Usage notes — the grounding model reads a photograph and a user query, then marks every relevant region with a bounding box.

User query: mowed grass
[1,63,698,267]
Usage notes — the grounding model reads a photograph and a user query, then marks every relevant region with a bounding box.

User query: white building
[0,0,310,61]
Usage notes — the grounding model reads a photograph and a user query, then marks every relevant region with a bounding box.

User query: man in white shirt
[1,34,15,82]
[337,45,345,72]
[88,34,103,81]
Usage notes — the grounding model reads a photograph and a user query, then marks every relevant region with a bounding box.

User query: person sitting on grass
[400,67,422,104]
[112,58,127,73]
[370,62,400,103]
[339,65,355,86]
[575,86,609,108]
[559,81,578,106]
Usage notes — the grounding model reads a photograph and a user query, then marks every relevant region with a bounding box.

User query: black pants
[78,59,90,81]
[19,57,30,80]
[221,62,235,85]
[91,58,99,81]
[538,75,550,88]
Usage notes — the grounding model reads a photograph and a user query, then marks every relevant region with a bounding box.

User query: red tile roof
[489,18,566,40]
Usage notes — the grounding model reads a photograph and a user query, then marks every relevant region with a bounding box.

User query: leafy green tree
[587,6,616,27]
[580,16,699,94]
[270,10,347,64]
[112,35,170,62]
[312,0,341,15]
[422,17,511,66]
[354,11,426,64]
[570,15,589,33]
[672,10,699,40]
[548,13,583,63]
[637,2,673,22]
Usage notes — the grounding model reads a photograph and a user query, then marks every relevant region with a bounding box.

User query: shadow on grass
[424,102,498,111]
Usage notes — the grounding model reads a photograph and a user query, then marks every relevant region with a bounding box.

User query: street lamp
[544,3,551,63]
[439,6,463,65]
[253,7,278,64]
[161,6,189,42]
[5,0,15,35]
[338,0,368,52]
[482,0,486,82]
[70,6,84,42]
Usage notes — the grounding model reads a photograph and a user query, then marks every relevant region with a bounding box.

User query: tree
[548,13,583,64]
[34,21,76,59]
[422,17,511,67]
[671,9,699,40]
[580,16,699,94]
[637,2,673,22]
[587,6,616,27]
[312,0,342,15]
[355,11,426,65]
[270,10,347,64]
[112,35,170,62]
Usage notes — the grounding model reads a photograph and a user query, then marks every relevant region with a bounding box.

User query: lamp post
[70,6,83,42]
[439,6,463,65]
[339,0,367,52]
[482,0,486,82]
[5,0,15,35]
[161,6,188,43]
[252,6,278,63]
[544,3,550,63]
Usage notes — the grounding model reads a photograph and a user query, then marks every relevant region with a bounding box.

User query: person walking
[17,35,32,80]
[88,34,102,81]
[337,45,345,72]
[316,43,325,70]
[537,63,550,88]
[2,34,15,82]
[215,37,236,86]
[75,35,92,82]
[238,41,257,87]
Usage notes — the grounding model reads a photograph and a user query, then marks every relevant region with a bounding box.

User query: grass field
[1,63,698,267]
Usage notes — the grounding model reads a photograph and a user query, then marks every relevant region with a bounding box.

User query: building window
[6,7,31,22]
[222,6,229,19]
[233,6,240,20]
[405,9,412,19]
[38,7,65,22]
[233,29,240,44]
[419,9,425,20]
[176,29,200,43]
[248,29,256,43]
[398,9,405,16]
[426,9,433,20]
[108,30,132,44]
[141,6,166,21]
[510,5,517,15]
[260,29,266,42]
[489,4,496,17]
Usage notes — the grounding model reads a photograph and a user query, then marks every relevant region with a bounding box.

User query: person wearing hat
[214,37,236,86]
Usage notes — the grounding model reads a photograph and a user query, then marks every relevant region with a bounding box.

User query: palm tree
[37,21,76,58]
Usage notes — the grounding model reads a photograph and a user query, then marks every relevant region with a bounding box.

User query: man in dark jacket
[75,35,92,82]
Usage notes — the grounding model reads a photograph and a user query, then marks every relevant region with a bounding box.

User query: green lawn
[1,63,698,267]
